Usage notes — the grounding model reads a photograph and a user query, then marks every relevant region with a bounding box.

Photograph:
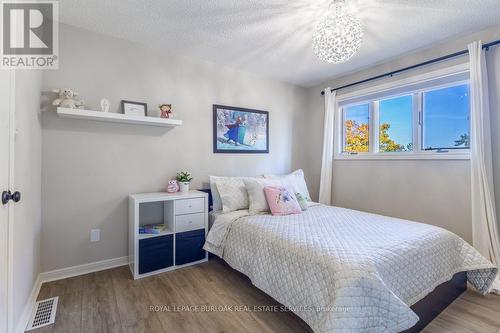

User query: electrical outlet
[90,229,100,242]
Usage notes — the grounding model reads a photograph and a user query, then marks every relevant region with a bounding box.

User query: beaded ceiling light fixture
[312,0,363,64]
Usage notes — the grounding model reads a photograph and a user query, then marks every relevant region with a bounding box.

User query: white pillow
[215,178,249,213]
[244,178,287,214]
[209,175,262,211]
[264,169,311,201]
[209,176,224,211]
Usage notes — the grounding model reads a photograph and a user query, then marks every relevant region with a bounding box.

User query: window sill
[334,152,470,160]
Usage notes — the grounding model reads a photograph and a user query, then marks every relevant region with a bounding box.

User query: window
[379,95,413,152]
[343,103,369,152]
[337,74,470,159]
[422,84,470,150]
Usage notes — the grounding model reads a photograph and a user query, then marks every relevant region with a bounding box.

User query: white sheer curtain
[319,88,336,205]
[469,40,500,293]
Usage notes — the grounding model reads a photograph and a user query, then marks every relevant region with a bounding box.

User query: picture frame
[213,104,269,154]
[121,100,147,117]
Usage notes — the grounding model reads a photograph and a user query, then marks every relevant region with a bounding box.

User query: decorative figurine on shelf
[100,98,110,112]
[176,171,193,193]
[159,104,172,118]
[166,180,179,193]
[52,88,85,109]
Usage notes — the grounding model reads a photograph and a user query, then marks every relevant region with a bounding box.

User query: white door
[0,71,14,333]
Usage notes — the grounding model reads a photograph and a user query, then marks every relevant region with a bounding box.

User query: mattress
[203,204,497,333]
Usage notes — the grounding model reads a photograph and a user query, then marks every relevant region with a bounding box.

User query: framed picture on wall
[213,104,269,154]
[121,100,147,117]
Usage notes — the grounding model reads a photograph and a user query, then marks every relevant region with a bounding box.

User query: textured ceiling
[59,0,500,87]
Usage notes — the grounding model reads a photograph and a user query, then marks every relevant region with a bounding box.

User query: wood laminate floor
[32,258,500,333]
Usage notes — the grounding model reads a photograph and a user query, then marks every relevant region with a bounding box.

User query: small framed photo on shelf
[121,100,147,117]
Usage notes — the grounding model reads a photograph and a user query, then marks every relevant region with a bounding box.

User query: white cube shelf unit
[129,190,208,279]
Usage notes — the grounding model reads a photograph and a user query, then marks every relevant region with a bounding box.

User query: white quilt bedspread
[203,204,497,333]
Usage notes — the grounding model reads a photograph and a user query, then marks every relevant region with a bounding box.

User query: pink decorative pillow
[264,186,302,216]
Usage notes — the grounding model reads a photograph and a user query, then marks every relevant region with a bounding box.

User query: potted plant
[176,171,193,193]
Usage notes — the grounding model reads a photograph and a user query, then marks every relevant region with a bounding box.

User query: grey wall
[294,25,500,243]
[13,70,42,329]
[41,25,308,271]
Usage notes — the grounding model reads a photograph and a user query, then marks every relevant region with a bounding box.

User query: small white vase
[179,182,190,193]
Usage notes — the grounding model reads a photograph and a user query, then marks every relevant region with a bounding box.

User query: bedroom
[1,0,500,332]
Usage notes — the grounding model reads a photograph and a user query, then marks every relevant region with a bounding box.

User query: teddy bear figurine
[166,180,179,193]
[159,104,172,118]
[52,88,85,109]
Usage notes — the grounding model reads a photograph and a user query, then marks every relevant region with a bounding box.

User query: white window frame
[341,102,372,154]
[334,63,471,160]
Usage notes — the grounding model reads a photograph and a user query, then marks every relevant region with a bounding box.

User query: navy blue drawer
[175,229,206,265]
[139,235,173,274]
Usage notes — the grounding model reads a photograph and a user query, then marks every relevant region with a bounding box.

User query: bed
[204,203,497,333]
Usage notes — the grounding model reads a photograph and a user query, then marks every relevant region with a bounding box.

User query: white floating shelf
[56,107,182,127]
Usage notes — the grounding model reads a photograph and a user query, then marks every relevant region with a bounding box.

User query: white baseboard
[39,256,129,283]
[16,275,42,333]
[16,256,128,333]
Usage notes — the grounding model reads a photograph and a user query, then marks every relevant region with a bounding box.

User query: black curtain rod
[320,38,500,95]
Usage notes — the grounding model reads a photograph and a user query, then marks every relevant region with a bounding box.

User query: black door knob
[2,191,21,205]
[12,191,20,202]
